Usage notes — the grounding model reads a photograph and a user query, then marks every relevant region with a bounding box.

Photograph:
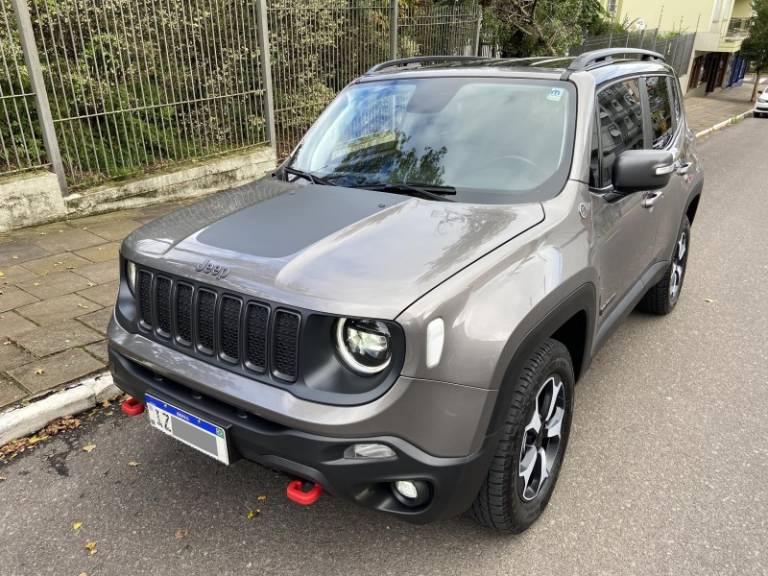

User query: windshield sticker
[547,87,564,102]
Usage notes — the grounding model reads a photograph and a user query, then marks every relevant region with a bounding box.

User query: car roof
[359,52,675,86]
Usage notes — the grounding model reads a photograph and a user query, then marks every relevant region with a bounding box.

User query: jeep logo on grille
[195,259,230,280]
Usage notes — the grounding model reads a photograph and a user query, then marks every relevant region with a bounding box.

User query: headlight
[336,318,392,375]
[125,260,137,294]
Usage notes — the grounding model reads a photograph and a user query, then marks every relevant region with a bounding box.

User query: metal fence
[0,0,46,176]
[0,0,482,192]
[571,28,696,78]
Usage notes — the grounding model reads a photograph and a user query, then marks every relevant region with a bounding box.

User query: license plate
[145,394,229,464]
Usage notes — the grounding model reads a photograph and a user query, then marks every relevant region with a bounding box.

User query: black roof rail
[566,48,665,72]
[366,56,487,74]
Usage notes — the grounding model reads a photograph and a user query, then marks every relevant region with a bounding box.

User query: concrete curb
[0,372,121,446]
[695,109,754,139]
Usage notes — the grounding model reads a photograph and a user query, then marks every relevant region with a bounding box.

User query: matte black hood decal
[122,177,545,319]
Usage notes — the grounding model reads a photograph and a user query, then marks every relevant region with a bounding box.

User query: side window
[596,78,644,186]
[645,76,674,149]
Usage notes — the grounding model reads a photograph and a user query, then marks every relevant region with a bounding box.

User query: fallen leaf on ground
[73,521,83,531]
[0,476,6,481]
[246,509,260,520]
[77,303,90,309]
[0,271,4,278]
[175,529,188,540]
[27,434,49,446]
[82,444,96,453]
[79,572,88,576]
[257,495,267,503]
[12,255,19,259]
[84,540,97,555]
[704,298,715,303]
[34,368,45,375]
[127,461,139,467]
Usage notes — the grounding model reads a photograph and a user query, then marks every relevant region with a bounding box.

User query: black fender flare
[485,280,597,439]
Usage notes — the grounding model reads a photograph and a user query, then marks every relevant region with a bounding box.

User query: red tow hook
[121,396,145,416]
[286,480,323,506]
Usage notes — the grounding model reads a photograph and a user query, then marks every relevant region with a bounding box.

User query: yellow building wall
[607,0,751,33]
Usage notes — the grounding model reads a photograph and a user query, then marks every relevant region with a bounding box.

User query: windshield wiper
[357,182,456,202]
[282,166,334,186]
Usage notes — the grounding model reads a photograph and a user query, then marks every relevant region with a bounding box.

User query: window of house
[645,75,674,149]
[595,78,644,186]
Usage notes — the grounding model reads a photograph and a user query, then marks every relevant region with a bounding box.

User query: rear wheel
[638,215,691,315]
[471,338,574,532]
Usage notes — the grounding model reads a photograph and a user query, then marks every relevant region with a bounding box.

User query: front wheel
[471,338,574,532]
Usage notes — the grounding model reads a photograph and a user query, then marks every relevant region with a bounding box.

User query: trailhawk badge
[195,259,230,279]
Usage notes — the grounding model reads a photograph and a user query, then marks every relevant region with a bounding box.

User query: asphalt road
[2,119,767,576]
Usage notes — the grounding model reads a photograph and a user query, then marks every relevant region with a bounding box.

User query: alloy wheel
[669,230,688,303]
[518,375,566,502]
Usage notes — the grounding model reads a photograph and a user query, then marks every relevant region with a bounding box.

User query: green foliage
[742,0,768,73]
[480,0,612,57]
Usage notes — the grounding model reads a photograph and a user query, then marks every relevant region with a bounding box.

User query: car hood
[122,177,544,319]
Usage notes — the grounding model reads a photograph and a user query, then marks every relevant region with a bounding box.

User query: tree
[741,0,768,102]
[479,0,608,57]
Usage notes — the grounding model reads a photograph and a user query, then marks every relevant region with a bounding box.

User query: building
[603,0,752,94]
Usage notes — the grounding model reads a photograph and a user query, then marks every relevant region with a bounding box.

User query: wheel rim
[669,230,687,303]
[518,375,566,502]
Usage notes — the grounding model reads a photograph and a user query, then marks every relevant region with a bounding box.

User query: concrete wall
[1,145,276,232]
[0,171,66,232]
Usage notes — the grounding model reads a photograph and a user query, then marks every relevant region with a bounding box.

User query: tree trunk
[752,70,761,102]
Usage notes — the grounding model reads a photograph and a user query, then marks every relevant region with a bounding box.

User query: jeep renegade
[108,49,703,532]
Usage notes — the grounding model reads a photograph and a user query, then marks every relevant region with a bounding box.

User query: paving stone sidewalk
[685,76,765,134]
[0,201,194,409]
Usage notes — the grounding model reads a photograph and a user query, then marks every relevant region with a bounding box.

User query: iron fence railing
[398,4,480,58]
[28,0,271,189]
[0,0,46,176]
[1,0,482,189]
[267,0,392,158]
[571,28,696,78]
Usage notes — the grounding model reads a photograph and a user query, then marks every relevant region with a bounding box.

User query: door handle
[643,190,664,209]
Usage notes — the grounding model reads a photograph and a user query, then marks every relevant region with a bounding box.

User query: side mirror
[613,149,674,194]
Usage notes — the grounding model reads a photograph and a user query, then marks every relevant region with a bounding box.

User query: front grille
[156,277,172,337]
[136,267,301,383]
[220,296,242,362]
[273,310,300,380]
[196,289,216,354]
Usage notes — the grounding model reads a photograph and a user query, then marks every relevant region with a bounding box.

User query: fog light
[394,481,419,499]
[344,443,396,459]
[391,479,430,507]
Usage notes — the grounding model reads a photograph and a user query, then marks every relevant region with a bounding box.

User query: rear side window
[595,78,644,186]
[645,76,674,149]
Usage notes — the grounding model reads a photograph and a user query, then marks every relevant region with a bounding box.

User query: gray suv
[108,49,703,532]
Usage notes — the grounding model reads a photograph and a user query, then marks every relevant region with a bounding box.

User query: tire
[471,338,574,533]
[638,215,691,315]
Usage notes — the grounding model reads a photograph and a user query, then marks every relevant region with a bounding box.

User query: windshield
[289,77,576,203]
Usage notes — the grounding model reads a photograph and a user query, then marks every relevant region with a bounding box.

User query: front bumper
[109,346,497,522]
[754,101,768,113]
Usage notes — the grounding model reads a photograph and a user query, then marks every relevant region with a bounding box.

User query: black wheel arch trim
[485,280,597,440]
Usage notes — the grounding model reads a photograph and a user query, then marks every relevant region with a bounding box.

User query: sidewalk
[0,201,193,409]
[685,77,763,134]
